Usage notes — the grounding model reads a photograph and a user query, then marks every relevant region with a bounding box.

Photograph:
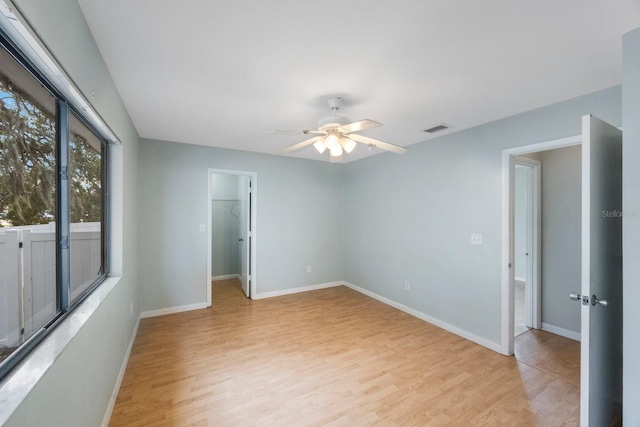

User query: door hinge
[61,166,69,180]
[582,295,590,306]
[61,235,69,249]
[20,328,24,335]
[18,241,23,248]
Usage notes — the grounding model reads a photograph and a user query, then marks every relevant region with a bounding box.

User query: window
[0,35,108,379]
[69,112,105,302]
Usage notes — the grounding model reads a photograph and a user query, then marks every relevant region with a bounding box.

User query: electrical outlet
[307,265,312,273]
[470,233,483,245]
[404,281,410,290]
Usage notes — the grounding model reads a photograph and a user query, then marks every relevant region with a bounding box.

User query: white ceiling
[77,0,640,162]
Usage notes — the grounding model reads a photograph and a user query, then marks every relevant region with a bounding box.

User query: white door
[514,157,541,331]
[521,163,534,328]
[239,176,250,298]
[580,114,623,426]
[516,163,539,329]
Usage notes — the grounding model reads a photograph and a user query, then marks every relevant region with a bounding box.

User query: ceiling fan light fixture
[324,133,339,149]
[273,96,407,159]
[330,143,343,157]
[340,137,356,153]
[313,140,326,154]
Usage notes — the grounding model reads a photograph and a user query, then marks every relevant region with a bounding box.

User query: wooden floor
[109,280,580,426]
[514,280,529,337]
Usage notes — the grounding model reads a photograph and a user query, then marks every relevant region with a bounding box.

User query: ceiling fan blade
[347,134,407,154]
[268,129,325,135]
[338,119,382,134]
[279,136,324,154]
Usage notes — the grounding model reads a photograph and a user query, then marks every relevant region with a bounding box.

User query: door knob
[239,238,244,242]
[569,293,581,301]
[591,295,608,307]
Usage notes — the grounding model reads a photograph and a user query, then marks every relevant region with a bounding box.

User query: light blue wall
[342,86,621,345]
[211,173,241,200]
[538,145,581,334]
[4,0,140,426]
[622,27,640,426]
[138,140,344,310]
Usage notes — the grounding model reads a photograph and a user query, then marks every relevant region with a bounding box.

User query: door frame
[513,157,541,331]
[501,134,581,355]
[207,168,257,306]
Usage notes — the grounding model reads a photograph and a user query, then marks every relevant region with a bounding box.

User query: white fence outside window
[0,222,101,348]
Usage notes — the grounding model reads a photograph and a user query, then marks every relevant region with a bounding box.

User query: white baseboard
[343,282,502,353]
[541,322,581,341]
[211,274,240,281]
[253,281,343,300]
[140,302,209,319]
[101,315,140,427]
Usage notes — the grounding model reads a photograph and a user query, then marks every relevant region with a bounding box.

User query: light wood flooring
[109,280,580,426]
[514,280,529,337]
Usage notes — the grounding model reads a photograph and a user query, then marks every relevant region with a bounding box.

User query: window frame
[0,30,110,381]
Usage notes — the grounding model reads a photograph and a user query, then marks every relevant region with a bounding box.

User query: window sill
[0,276,122,425]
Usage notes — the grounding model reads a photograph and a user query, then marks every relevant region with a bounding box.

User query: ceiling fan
[269,97,407,162]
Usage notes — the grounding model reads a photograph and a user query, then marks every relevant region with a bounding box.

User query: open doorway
[502,137,583,410]
[502,135,582,355]
[207,169,257,305]
[513,147,582,342]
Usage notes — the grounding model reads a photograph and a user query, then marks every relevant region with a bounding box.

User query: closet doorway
[207,169,257,305]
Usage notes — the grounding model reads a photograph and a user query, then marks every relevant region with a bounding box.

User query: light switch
[199,224,205,232]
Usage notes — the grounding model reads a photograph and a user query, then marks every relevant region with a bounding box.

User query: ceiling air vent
[423,124,450,134]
